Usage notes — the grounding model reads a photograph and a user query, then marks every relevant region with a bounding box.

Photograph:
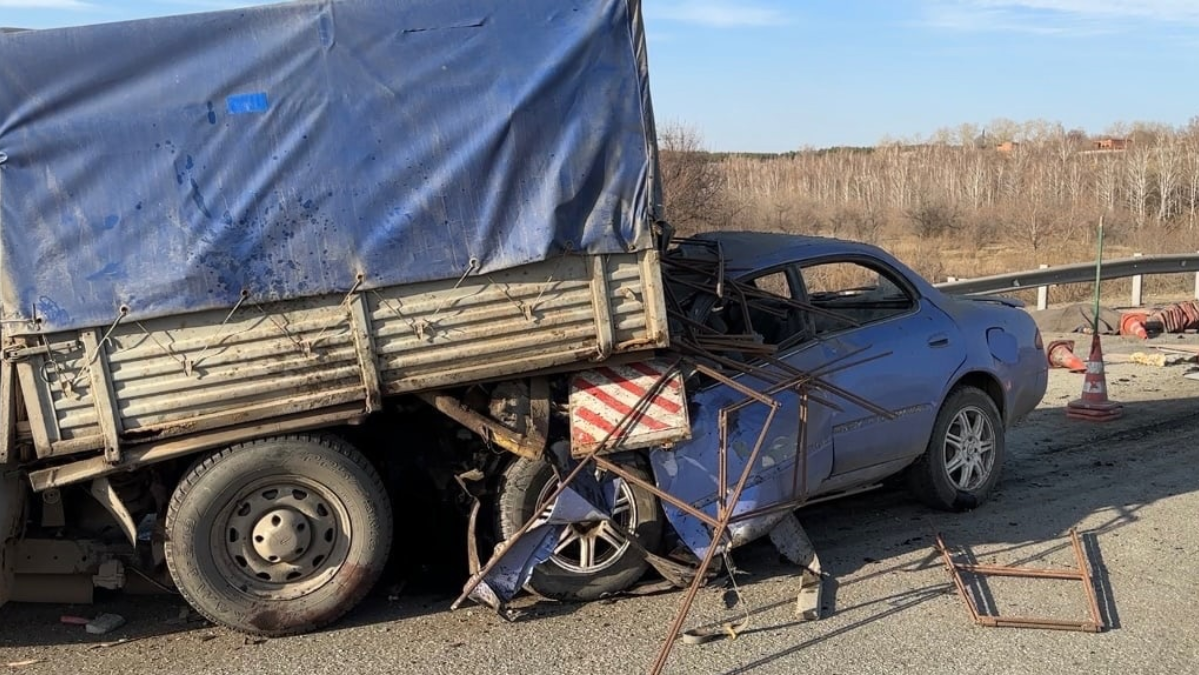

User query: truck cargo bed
[10,248,667,465]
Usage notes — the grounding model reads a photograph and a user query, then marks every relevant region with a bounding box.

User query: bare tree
[705,116,1199,267]
[1095,155,1120,213]
[987,117,1022,143]
[1186,138,1199,230]
[1125,143,1153,228]
[1155,135,1181,222]
[656,122,733,236]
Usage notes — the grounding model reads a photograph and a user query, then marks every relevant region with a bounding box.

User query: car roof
[691,231,867,274]
[675,230,942,298]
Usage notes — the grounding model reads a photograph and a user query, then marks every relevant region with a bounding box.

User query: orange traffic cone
[1066,334,1123,422]
[1046,340,1087,372]
[1119,312,1149,340]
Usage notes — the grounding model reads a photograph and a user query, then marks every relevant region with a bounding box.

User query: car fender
[925,295,1045,426]
[937,320,1045,427]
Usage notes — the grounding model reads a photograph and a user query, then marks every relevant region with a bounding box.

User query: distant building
[996,141,1020,153]
[1093,138,1130,151]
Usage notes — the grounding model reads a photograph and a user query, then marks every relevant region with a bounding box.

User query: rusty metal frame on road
[455,352,893,674]
[936,529,1105,633]
[456,241,900,674]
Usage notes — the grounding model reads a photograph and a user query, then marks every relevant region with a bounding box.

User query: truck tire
[496,456,663,601]
[165,435,392,636]
[906,386,1005,511]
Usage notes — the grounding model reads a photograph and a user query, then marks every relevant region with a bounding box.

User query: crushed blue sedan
[472,232,1049,607]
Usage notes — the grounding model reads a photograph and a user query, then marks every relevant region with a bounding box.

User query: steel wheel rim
[942,406,996,491]
[535,478,637,574]
[213,477,351,600]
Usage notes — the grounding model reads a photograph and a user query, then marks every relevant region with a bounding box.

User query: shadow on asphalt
[695,398,1198,673]
[1,399,1194,653]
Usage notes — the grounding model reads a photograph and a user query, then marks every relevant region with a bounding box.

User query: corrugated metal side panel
[609,254,651,347]
[23,251,669,458]
[49,296,367,449]
[374,255,597,394]
[375,251,669,394]
[19,340,103,446]
[49,386,102,442]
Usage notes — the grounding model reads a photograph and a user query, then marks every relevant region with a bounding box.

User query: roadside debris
[935,529,1104,633]
[1119,312,1150,340]
[5,660,43,669]
[1148,300,1199,334]
[1033,304,1123,335]
[1036,301,1199,338]
[455,240,885,675]
[1158,344,1199,356]
[768,514,825,623]
[59,616,89,626]
[680,554,751,646]
[1066,335,1123,422]
[1046,340,1087,372]
[164,607,205,626]
[1106,352,1195,368]
[86,639,132,650]
[84,614,125,635]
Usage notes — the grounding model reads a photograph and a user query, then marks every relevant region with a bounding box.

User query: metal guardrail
[934,252,1199,310]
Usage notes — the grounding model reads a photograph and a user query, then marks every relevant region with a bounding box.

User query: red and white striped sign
[569,359,690,455]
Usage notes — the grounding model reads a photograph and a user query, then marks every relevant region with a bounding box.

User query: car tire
[165,435,392,636]
[496,456,663,601]
[906,386,1004,512]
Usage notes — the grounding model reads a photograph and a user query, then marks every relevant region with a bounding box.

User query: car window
[700,267,813,357]
[750,271,790,298]
[799,260,915,335]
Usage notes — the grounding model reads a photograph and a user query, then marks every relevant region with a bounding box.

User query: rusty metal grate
[936,529,1105,633]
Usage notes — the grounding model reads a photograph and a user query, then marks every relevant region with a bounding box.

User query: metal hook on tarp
[304,273,366,353]
[62,306,128,396]
[185,289,251,376]
[420,257,482,342]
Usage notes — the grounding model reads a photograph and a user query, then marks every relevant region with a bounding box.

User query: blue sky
[3,0,1197,152]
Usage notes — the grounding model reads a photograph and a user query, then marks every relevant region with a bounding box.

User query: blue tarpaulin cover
[0,0,658,335]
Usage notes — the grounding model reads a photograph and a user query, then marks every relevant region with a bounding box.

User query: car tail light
[1034,328,1044,351]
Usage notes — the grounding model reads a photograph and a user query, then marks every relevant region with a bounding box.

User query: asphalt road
[3,334,1198,675]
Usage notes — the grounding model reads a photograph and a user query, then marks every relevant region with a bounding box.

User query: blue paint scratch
[227,92,270,115]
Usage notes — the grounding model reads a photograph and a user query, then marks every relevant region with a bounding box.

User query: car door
[797,256,968,478]
[651,267,836,555]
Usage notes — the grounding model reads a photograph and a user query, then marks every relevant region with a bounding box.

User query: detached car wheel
[907,386,1004,511]
[165,435,392,636]
[496,456,663,601]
